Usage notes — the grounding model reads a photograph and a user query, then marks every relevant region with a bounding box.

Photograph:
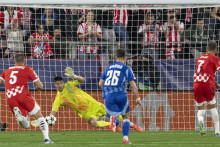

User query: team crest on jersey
[68,88,72,92]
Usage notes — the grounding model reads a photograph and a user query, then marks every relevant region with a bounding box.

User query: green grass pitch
[0,131,220,147]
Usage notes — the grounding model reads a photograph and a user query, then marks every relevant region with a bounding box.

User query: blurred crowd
[0,6,220,60]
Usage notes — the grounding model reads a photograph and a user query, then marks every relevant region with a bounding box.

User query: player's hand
[65,67,78,79]
[216,83,220,90]
[136,98,143,110]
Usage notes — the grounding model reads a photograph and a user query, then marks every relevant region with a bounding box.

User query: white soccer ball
[45,115,56,126]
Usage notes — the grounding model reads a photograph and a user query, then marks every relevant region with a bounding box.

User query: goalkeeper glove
[64,67,78,79]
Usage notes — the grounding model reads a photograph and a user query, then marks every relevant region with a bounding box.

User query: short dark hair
[54,76,63,82]
[14,53,25,63]
[36,23,45,31]
[207,41,217,51]
[197,13,204,22]
[115,49,126,58]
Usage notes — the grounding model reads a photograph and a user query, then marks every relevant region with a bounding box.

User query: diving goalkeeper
[32,67,143,131]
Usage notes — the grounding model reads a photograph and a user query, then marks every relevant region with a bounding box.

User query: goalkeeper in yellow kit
[34,67,143,131]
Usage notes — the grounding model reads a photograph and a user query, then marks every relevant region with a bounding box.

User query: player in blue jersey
[99,49,143,144]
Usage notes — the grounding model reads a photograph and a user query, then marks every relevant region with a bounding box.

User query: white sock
[18,116,30,129]
[209,108,220,134]
[130,122,134,127]
[37,117,49,140]
[197,110,206,123]
[123,136,128,140]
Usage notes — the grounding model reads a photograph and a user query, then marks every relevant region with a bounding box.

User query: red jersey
[113,5,129,27]
[0,10,22,29]
[138,23,160,49]
[194,53,220,86]
[0,65,39,98]
[30,32,54,58]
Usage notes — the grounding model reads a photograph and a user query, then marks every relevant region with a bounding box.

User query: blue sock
[115,119,120,128]
[122,119,130,137]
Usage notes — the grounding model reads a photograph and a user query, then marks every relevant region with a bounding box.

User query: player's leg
[13,107,30,129]
[85,103,110,128]
[205,85,220,136]
[207,103,220,136]
[118,115,143,132]
[194,83,206,136]
[7,98,30,129]
[197,104,206,136]
[105,93,121,132]
[32,110,53,144]
[122,113,131,144]
[88,117,110,128]
[20,95,53,144]
[119,94,131,144]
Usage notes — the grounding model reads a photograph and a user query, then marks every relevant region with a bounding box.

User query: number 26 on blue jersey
[104,70,121,86]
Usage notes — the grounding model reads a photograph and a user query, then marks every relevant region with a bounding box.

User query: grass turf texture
[0,131,220,147]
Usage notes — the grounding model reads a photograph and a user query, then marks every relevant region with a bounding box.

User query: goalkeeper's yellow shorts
[83,102,107,121]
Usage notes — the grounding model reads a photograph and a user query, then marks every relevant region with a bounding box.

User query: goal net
[0,1,220,131]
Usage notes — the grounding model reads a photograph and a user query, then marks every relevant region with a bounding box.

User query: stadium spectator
[51,28,66,59]
[210,7,220,40]
[97,9,116,58]
[128,9,144,54]
[175,8,193,30]
[77,10,102,59]
[19,7,33,40]
[30,7,44,31]
[183,16,216,59]
[113,5,130,53]
[28,23,54,59]
[4,18,25,53]
[0,31,12,58]
[198,7,213,25]
[0,7,22,30]
[67,9,84,41]
[39,8,59,35]
[138,11,161,59]
[161,9,184,59]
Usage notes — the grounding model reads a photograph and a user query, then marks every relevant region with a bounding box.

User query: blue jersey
[100,62,134,98]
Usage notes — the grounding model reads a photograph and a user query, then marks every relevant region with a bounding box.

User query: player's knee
[20,120,30,129]
[22,123,30,129]
[88,118,97,127]
[122,113,129,119]
[32,110,43,119]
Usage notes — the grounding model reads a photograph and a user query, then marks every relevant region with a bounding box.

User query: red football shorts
[7,93,40,117]
[193,82,216,106]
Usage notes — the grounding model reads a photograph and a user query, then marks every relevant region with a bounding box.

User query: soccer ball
[45,115,56,126]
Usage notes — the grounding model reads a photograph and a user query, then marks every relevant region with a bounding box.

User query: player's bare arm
[65,67,85,84]
[98,79,104,89]
[0,78,4,84]
[129,80,143,109]
[215,82,220,90]
[34,80,43,90]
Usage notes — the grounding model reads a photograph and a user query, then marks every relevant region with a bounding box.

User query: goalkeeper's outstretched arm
[65,67,85,84]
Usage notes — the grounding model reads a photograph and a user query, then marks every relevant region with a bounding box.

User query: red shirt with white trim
[160,21,184,59]
[194,53,220,86]
[113,5,129,27]
[138,23,160,49]
[0,65,39,98]
[77,23,102,54]
[0,10,22,29]
[30,32,54,58]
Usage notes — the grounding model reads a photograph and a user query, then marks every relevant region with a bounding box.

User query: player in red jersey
[0,54,53,144]
[193,41,220,136]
